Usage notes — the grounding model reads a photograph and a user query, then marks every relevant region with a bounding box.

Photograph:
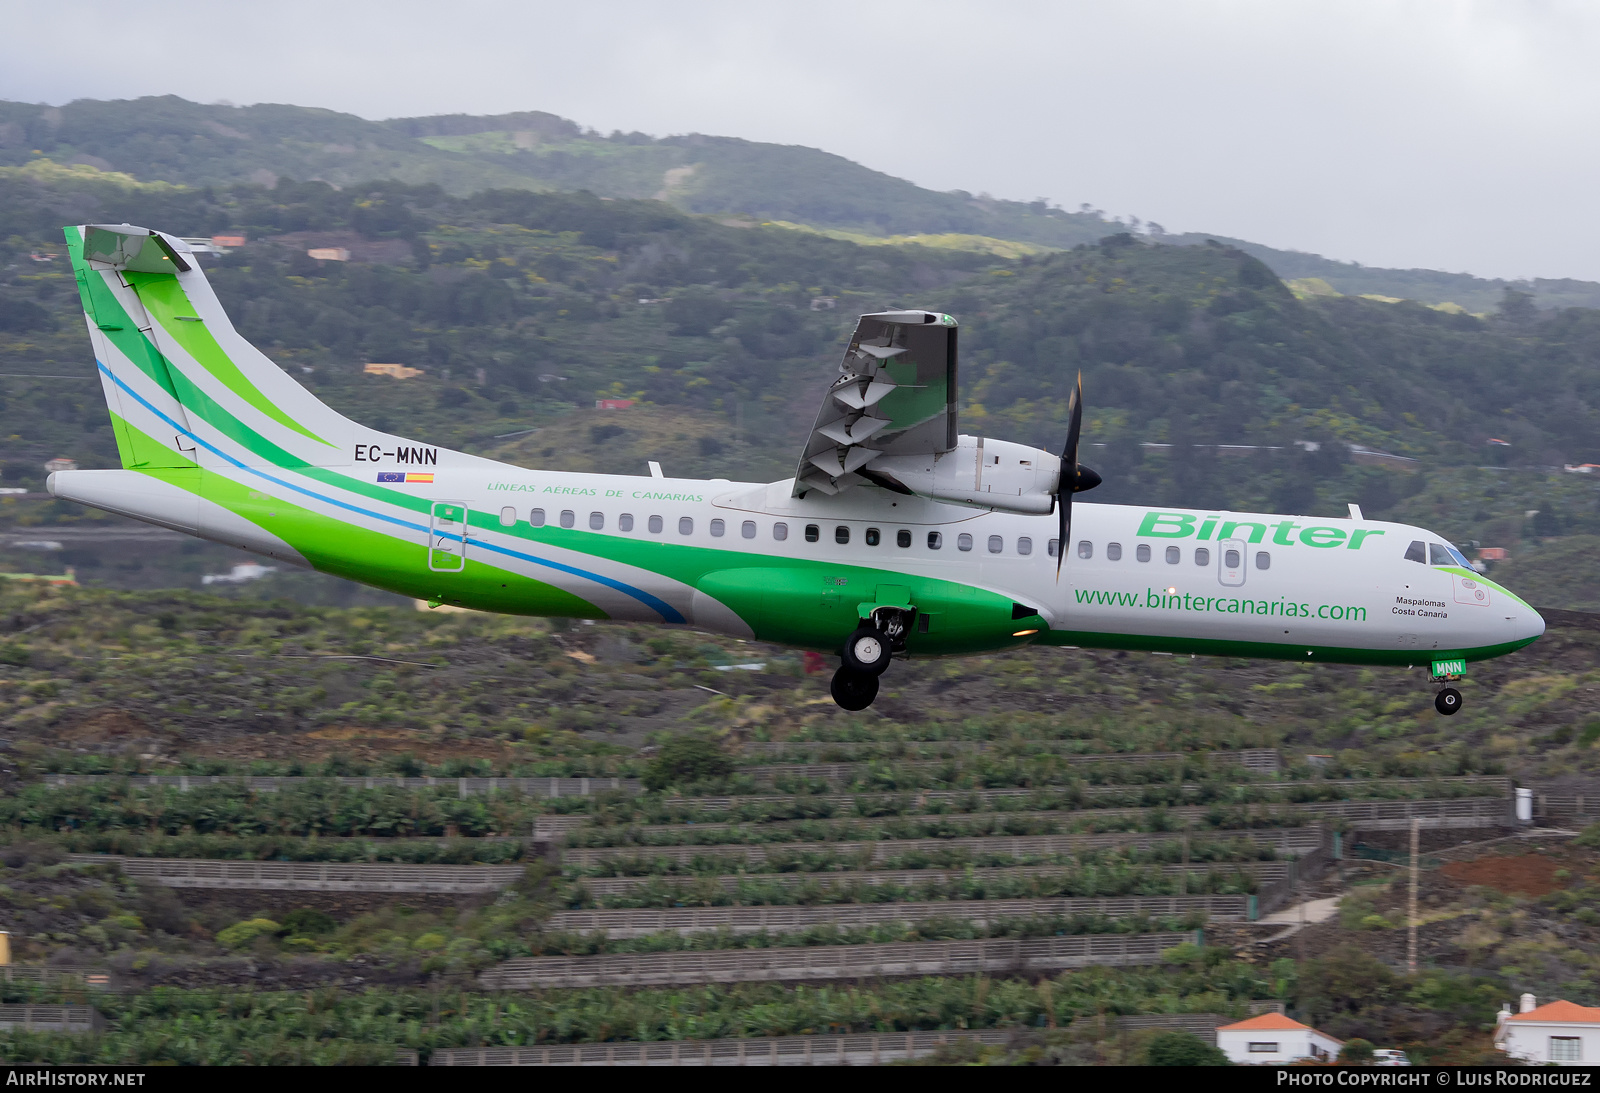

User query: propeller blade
[1057,482,1071,580]
[1064,373,1083,468]
[1056,374,1084,581]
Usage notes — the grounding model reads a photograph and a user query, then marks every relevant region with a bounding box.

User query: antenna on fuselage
[648,461,664,479]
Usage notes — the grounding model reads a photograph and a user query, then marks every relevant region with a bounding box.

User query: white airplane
[50,224,1544,711]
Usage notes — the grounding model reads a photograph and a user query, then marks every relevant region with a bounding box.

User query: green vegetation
[640,734,732,790]
[1145,1028,1230,1065]
[0,586,1584,1062]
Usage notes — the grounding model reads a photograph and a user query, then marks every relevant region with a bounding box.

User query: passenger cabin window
[957,533,973,552]
[710,518,725,538]
[619,513,634,532]
[896,530,911,548]
[648,515,663,534]
[1077,540,1092,559]
[499,506,516,527]
[987,535,1003,554]
[1165,546,1180,564]
[1405,540,1426,563]
[805,524,820,543]
[1256,551,1271,570]
[1107,542,1123,561]
[773,522,788,541]
[530,508,546,527]
[1194,546,1210,566]
[1135,543,1151,562]
[835,526,850,544]
[560,510,575,529]
[741,520,756,539]
[589,512,604,530]
[1429,542,1453,565]
[1224,548,1241,569]
[1018,536,1033,556]
[679,517,694,535]
[927,531,943,550]
[865,528,880,546]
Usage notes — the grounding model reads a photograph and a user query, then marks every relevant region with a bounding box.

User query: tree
[642,734,733,790]
[1340,1038,1376,1065]
[1145,1030,1230,1066]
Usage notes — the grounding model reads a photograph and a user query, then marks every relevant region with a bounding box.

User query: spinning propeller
[1055,373,1103,580]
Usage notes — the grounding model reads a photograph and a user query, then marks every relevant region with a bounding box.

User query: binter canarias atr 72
[50,224,1544,712]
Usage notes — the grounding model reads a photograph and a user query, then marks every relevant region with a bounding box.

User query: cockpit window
[1446,544,1474,568]
[1405,540,1426,563]
[1429,543,1454,566]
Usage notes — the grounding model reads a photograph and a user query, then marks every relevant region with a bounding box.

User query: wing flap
[792,310,958,497]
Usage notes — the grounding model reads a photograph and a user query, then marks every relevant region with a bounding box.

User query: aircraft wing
[792,310,959,496]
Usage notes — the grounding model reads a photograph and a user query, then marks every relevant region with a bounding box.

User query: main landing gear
[829,610,912,711]
[1435,687,1463,716]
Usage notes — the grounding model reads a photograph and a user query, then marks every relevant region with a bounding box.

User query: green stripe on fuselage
[1038,627,1539,666]
[109,418,600,617]
[124,272,331,448]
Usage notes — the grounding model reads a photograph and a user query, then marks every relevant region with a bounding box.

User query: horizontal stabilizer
[82,224,191,274]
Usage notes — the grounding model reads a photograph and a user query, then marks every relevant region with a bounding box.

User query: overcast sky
[3,0,1597,281]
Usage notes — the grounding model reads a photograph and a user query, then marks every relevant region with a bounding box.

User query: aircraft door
[429,501,469,572]
[1218,538,1247,587]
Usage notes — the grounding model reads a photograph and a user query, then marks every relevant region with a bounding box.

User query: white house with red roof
[1216,1013,1342,1064]
[1496,995,1600,1065]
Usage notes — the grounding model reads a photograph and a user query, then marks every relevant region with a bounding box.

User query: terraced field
[0,588,1582,1064]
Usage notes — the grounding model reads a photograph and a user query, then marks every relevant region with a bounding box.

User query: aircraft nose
[1519,607,1546,644]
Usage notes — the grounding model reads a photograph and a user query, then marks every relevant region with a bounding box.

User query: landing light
[1012,629,1039,637]
[1166,587,1177,594]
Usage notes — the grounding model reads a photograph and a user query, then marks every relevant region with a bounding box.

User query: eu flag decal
[376,472,404,482]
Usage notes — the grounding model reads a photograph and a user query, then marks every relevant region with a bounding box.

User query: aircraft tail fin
[66,224,353,471]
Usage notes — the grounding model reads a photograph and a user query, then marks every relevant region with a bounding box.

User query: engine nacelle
[869,435,1059,515]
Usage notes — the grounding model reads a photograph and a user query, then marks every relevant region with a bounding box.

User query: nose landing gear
[1430,658,1466,715]
[830,608,913,710]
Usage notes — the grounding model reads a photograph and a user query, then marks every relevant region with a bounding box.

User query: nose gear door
[429,501,469,572]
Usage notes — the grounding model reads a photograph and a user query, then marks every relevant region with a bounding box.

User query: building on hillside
[307,247,351,262]
[364,363,423,380]
[1496,995,1600,1064]
[595,399,635,410]
[43,457,77,473]
[212,235,247,249]
[1215,1013,1341,1064]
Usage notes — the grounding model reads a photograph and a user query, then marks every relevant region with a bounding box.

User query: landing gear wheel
[841,625,892,676]
[1435,687,1463,716]
[830,667,880,711]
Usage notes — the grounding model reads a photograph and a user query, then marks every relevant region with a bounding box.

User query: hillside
[0,96,1113,250]
[2,165,1600,598]
[0,585,1592,1063]
[1168,232,1600,313]
[5,95,1598,313]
